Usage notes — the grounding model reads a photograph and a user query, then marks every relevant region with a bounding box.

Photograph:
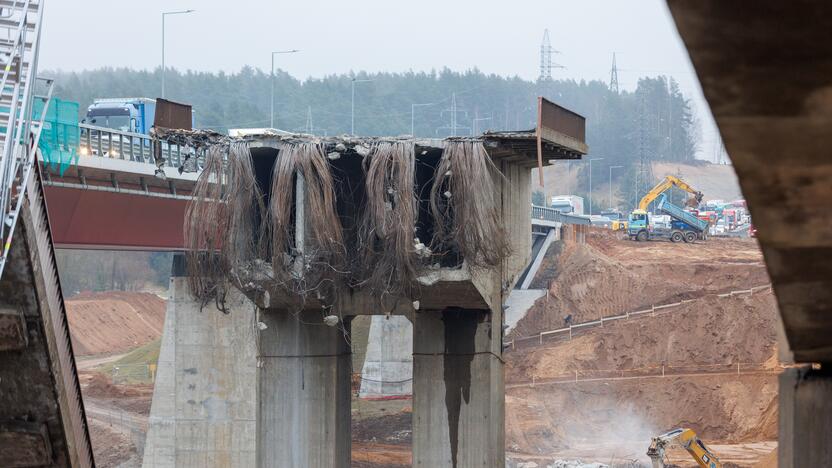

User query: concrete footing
[779,367,832,468]
[142,260,257,468]
[256,311,352,468]
[412,309,505,467]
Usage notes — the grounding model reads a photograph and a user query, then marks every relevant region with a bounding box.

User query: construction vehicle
[647,428,722,468]
[628,175,709,243]
[551,195,585,215]
[600,209,627,230]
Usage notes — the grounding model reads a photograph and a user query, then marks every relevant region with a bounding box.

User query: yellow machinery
[637,175,703,211]
[611,219,627,231]
[647,428,722,468]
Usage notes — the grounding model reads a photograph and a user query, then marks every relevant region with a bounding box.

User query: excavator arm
[638,175,704,211]
[647,428,722,468]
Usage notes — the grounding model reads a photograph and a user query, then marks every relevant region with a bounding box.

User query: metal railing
[507,360,785,389]
[531,204,592,225]
[0,0,46,280]
[505,284,773,350]
[79,123,204,170]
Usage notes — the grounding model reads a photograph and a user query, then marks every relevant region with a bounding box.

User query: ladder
[0,0,52,280]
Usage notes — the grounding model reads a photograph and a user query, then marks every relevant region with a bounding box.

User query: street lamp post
[411,102,434,138]
[588,157,604,215]
[351,78,373,135]
[270,49,300,129]
[161,9,195,99]
[472,115,492,136]
[609,165,623,211]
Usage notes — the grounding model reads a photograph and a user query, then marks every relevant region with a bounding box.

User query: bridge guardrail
[531,204,591,225]
[78,123,205,170]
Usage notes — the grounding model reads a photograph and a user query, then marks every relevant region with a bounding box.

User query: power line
[436,92,470,137]
[609,52,620,93]
[538,29,565,81]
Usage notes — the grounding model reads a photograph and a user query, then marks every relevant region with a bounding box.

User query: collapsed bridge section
[143,99,586,468]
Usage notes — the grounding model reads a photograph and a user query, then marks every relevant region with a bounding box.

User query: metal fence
[507,360,784,389]
[506,284,773,350]
[111,363,157,385]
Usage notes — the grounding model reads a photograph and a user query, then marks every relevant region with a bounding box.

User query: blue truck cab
[83,98,156,134]
[628,209,651,241]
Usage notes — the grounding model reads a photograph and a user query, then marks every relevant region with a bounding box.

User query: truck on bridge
[83,97,157,134]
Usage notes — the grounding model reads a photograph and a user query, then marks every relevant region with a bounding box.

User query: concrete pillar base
[779,367,832,468]
[143,256,257,468]
[412,309,505,467]
[257,311,352,468]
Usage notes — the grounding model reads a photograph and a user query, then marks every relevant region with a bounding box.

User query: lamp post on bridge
[161,9,195,99]
[351,78,373,135]
[472,115,493,136]
[271,49,300,129]
[588,157,604,215]
[609,165,623,211]
[411,102,435,138]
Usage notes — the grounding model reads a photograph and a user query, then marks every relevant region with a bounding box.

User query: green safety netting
[32,98,79,175]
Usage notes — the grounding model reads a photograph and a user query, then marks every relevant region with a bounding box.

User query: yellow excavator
[637,175,703,211]
[647,428,722,468]
[628,175,707,243]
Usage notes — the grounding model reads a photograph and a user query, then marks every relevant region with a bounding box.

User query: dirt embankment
[66,291,166,355]
[508,292,779,380]
[505,292,780,455]
[512,230,769,338]
[504,229,779,466]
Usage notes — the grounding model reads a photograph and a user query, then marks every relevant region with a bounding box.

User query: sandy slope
[66,291,166,355]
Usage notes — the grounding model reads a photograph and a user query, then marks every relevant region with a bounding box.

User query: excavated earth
[512,232,769,338]
[504,229,779,467]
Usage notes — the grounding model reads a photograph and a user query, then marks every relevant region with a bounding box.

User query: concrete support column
[360,315,413,397]
[143,254,258,468]
[257,311,352,468]
[412,309,505,467]
[779,367,832,468]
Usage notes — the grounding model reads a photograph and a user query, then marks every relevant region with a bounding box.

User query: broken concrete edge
[151,127,585,176]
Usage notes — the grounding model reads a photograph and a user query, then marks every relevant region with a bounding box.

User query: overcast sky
[40,0,720,160]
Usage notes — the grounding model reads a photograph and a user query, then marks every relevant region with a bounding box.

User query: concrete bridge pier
[142,256,257,468]
[778,368,832,467]
[256,311,352,468]
[412,308,505,467]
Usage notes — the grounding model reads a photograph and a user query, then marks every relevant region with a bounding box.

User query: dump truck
[628,175,709,243]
